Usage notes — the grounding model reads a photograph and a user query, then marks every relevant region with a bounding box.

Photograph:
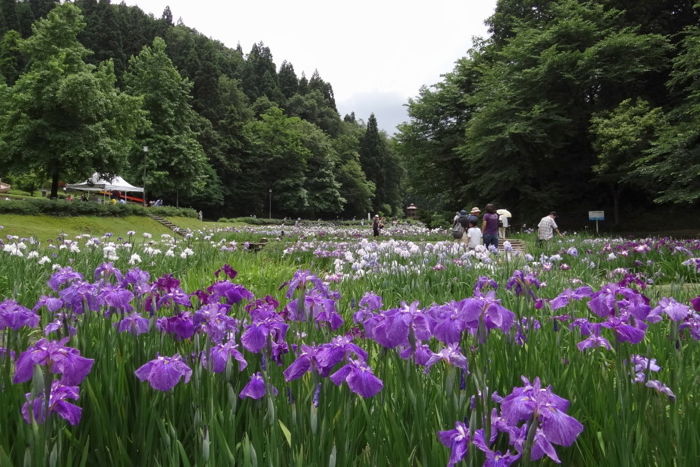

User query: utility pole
[142,146,149,206]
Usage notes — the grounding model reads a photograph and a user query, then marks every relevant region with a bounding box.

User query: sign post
[588,211,605,234]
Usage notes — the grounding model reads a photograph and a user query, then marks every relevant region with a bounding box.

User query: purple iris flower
[0,299,40,330]
[576,329,613,352]
[239,372,273,399]
[154,274,181,292]
[21,381,82,426]
[398,341,433,366]
[499,376,583,460]
[472,429,521,466]
[48,266,83,291]
[372,301,431,348]
[246,296,280,320]
[207,281,254,305]
[437,421,470,466]
[531,427,561,463]
[692,296,700,312]
[14,338,94,385]
[33,296,63,313]
[424,343,469,372]
[506,270,541,299]
[474,276,498,296]
[241,314,288,355]
[549,286,594,310]
[629,354,660,382]
[679,313,700,340]
[59,281,104,314]
[601,317,646,344]
[94,262,123,283]
[284,270,333,299]
[120,268,151,294]
[134,354,192,391]
[285,335,368,381]
[474,292,516,333]
[116,313,150,335]
[649,297,691,322]
[214,264,238,279]
[208,341,247,373]
[353,292,383,324]
[587,283,651,321]
[428,302,468,345]
[194,303,238,343]
[283,344,319,381]
[156,312,196,340]
[644,380,676,399]
[43,318,76,337]
[151,288,192,312]
[100,286,135,315]
[330,359,383,398]
[286,290,344,330]
[359,292,383,312]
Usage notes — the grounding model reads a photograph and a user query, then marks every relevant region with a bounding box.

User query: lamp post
[268,188,272,219]
[142,146,148,206]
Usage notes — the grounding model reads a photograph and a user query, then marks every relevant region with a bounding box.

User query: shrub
[0,198,196,218]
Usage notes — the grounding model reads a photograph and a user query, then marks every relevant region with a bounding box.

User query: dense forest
[0,0,402,218]
[397,0,700,227]
[1,1,699,226]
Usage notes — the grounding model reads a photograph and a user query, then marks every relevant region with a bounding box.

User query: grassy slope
[0,214,174,241]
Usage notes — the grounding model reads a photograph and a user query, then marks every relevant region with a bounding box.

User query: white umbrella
[497,209,512,218]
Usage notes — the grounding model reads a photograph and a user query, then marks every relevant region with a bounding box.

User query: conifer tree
[123,37,219,205]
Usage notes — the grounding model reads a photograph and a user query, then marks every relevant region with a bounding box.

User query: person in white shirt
[537,211,562,245]
[467,219,483,249]
[499,213,509,239]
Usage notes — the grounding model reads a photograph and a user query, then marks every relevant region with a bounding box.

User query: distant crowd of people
[452,204,507,249]
[451,205,562,249]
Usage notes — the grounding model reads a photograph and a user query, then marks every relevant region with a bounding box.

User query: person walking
[372,215,381,237]
[498,211,510,239]
[453,210,468,242]
[537,211,563,246]
[482,204,500,250]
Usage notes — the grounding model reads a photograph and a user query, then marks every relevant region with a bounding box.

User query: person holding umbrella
[497,208,512,239]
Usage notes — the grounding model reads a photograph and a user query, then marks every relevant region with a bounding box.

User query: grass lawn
[0,214,174,241]
[165,216,241,231]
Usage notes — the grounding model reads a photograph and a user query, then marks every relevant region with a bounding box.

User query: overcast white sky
[121,0,498,133]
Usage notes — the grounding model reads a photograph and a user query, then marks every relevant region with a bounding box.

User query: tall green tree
[590,98,664,223]
[278,60,298,99]
[241,42,283,103]
[242,106,344,217]
[333,123,375,217]
[359,114,402,214]
[461,0,671,215]
[633,22,700,204]
[0,3,143,198]
[0,0,17,33]
[123,37,219,206]
[0,29,22,84]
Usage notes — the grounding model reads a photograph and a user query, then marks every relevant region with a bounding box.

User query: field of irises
[1,222,699,466]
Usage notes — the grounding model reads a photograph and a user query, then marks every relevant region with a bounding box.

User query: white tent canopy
[66,173,143,193]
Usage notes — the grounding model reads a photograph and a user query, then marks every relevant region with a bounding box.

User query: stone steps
[499,238,525,252]
[147,214,186,237]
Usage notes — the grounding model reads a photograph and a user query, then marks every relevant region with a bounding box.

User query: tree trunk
[50,165,60,199]
[611,184,623,226]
